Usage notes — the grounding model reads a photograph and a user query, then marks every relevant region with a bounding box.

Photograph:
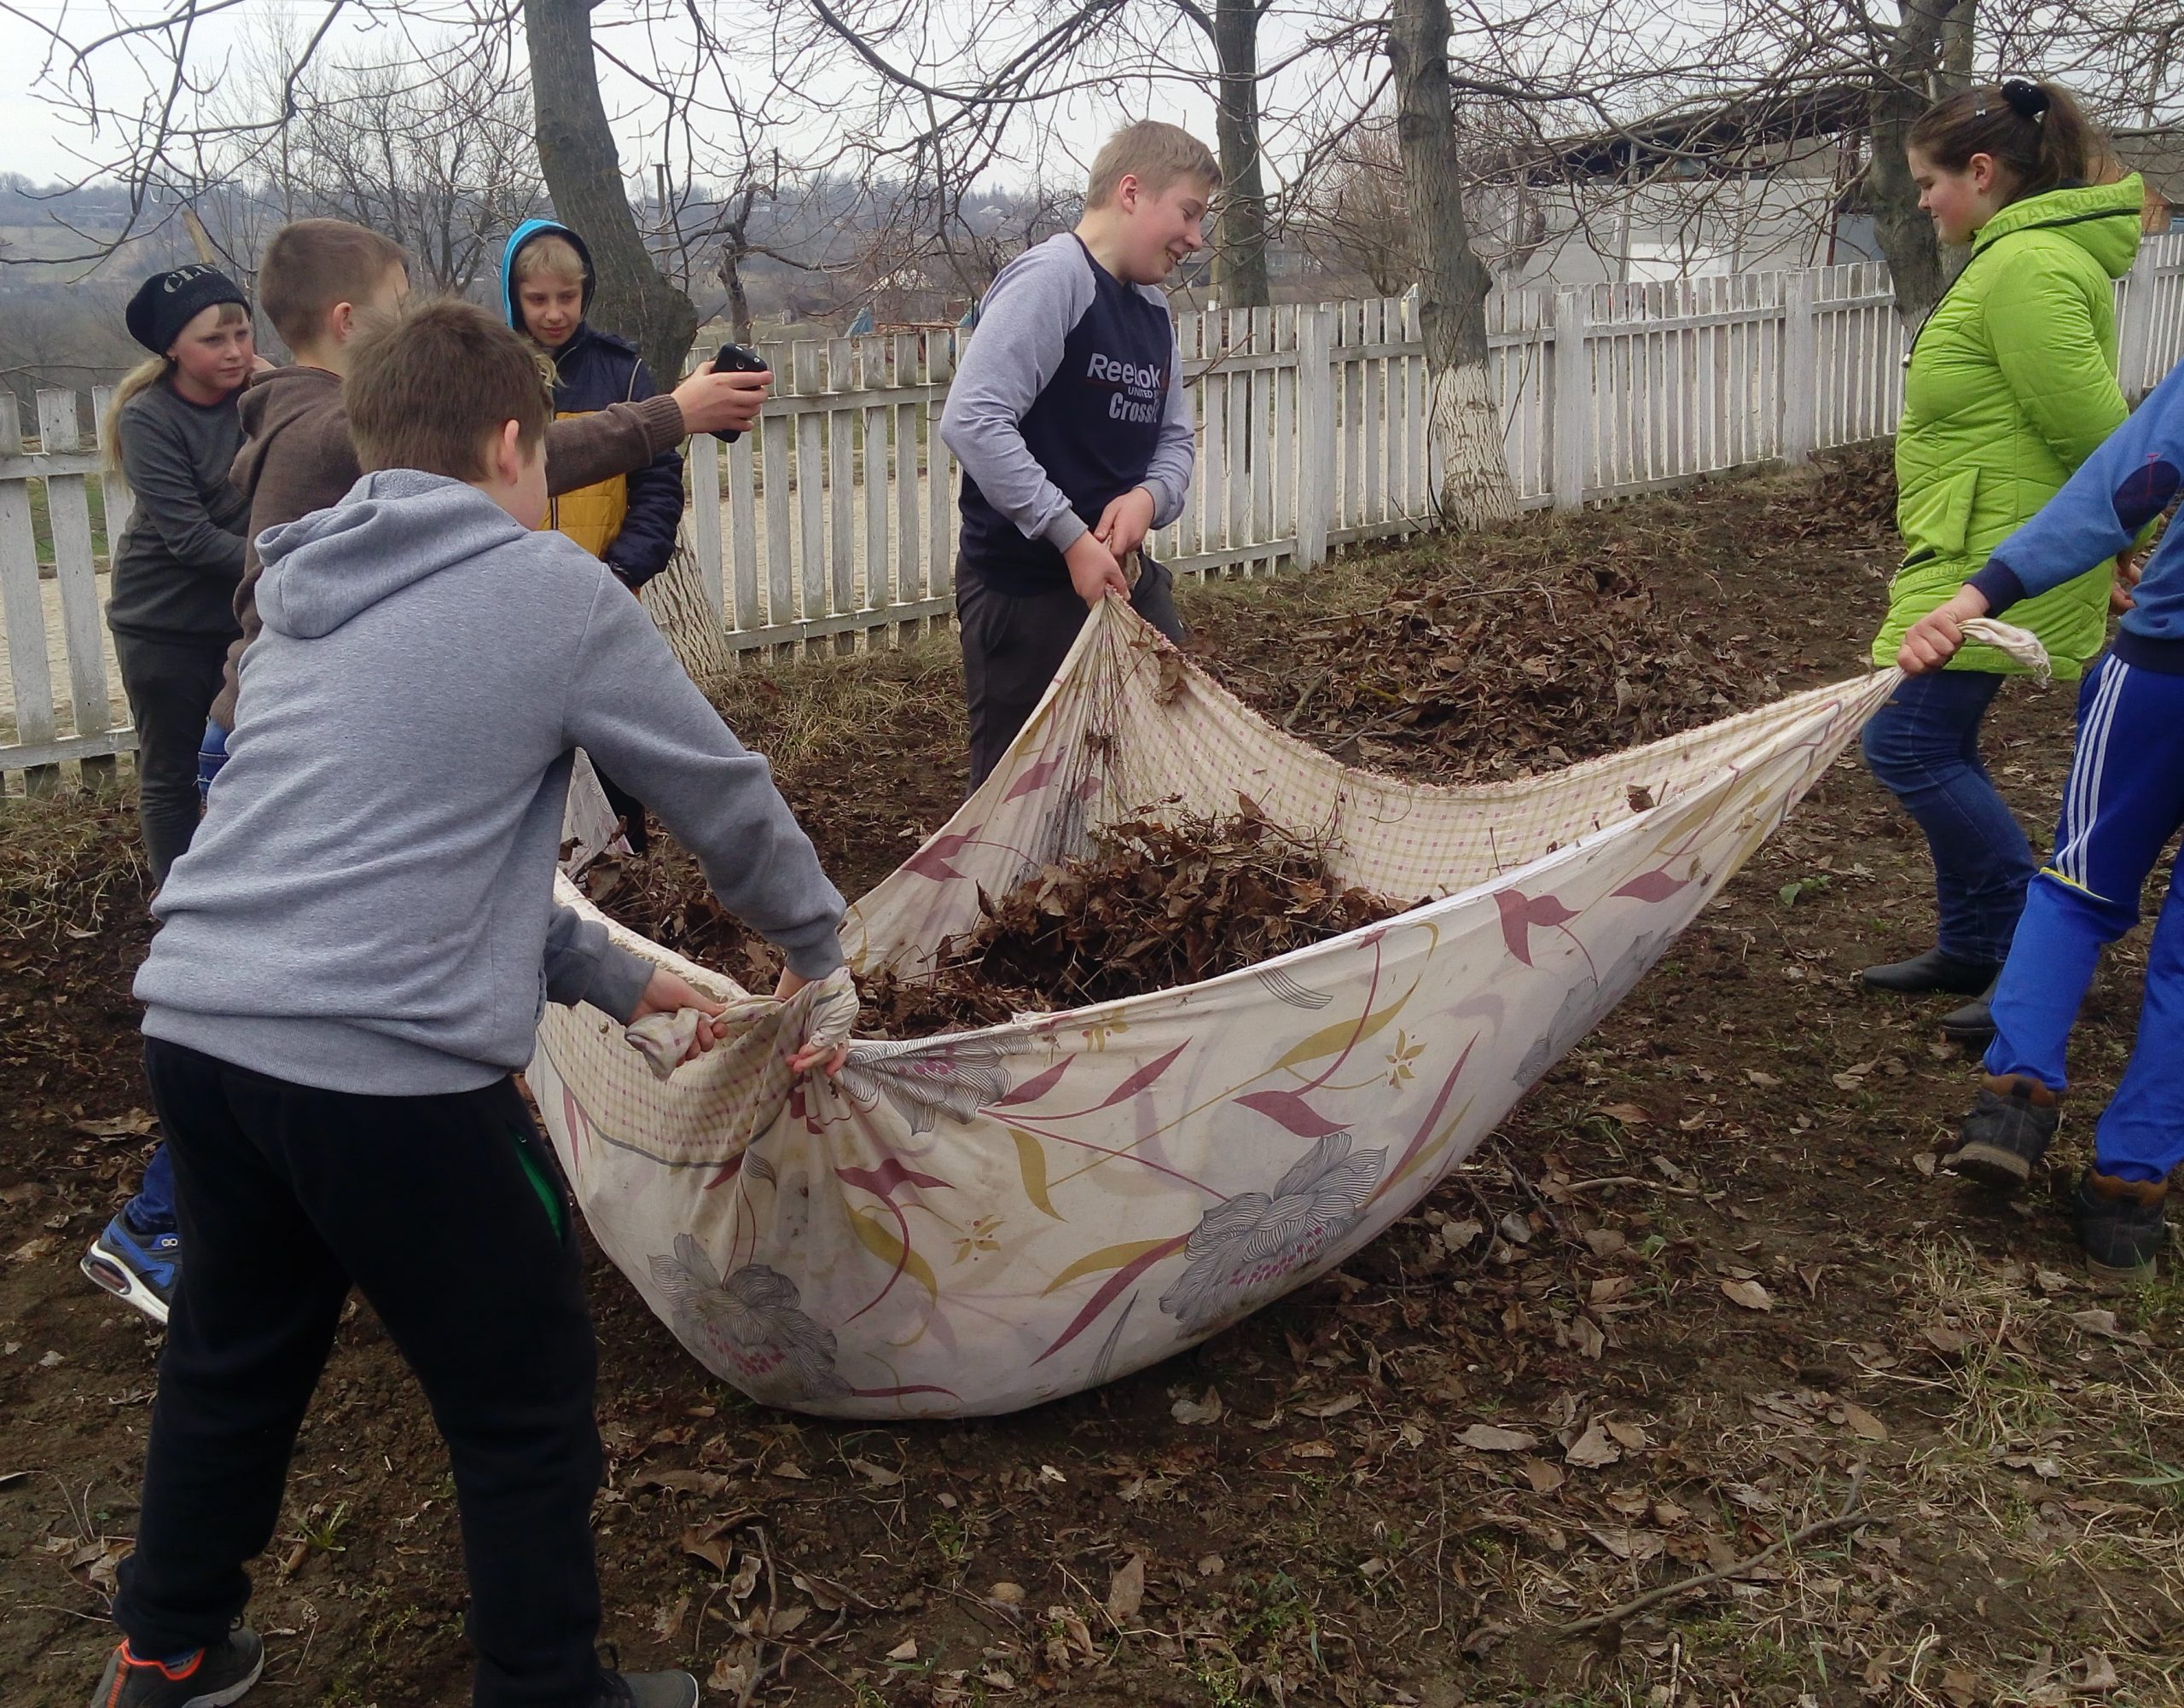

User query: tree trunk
[1210,0,1272,309]
[1867,0,1975,325]
[524,0,699,381]
[721,240,754,345]
[1387,0,1515,529]
[638,541,732,683]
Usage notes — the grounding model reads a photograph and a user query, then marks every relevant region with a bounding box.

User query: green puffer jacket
[1873,174,2146,677]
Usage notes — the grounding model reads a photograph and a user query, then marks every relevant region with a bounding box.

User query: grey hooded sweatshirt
[136,469,845,1096]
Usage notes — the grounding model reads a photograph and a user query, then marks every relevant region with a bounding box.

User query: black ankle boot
[1940,976,2001,1045]
[1862,947,2001,996]
[2074,1169,2168,1287]
[1943,1075,2061,1189]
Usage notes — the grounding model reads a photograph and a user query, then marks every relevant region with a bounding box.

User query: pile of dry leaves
[1233,563,1750,784]
[591,809,1403,1034]
[859,809,1401,1034]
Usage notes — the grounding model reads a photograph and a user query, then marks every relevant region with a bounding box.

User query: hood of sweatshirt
[231,363,344,505]
[501,218,596,331]
[255,470,528,642]
[1972,173,2147,279]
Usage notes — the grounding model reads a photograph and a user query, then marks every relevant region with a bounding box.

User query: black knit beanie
[125,264,249,356]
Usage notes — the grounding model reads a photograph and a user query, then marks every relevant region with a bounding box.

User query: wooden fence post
[0,395,59,794]
[1295,305,1335,569]
[1551,288,1589,511]
[1782,270,1817,466]
[687,415,724,630]
[35,391,116,788]
[2117,264,2158,405]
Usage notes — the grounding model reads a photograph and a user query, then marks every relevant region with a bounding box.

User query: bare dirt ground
[3,450,2177,1708]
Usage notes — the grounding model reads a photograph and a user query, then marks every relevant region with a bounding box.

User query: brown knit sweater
[211,365,685,729]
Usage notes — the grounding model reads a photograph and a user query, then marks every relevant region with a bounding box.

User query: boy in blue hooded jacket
[1898,355,2184,1283]
[504,219,688,850]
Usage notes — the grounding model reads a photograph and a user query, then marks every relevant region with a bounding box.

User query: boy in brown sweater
[205,218,768,735]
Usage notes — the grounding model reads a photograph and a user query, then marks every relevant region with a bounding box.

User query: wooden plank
[728,431,760,635]
[34,392,115,787]
[1,724,138,776]
[1403,293,1427,516]
[1223,308,1249,568]
[826,338,856,654]
[1361,298,1385,527]
[926,331,955,608]
[687,422,725,628]
[1200,335,1226,555]
[1272,304,1297,542]
[1294,305,1335,569]
[90,386,133,554]
[1334,301,1359,532]
[858,336,890,647]
[1249,305,1274,572]
[793,342,827,657]
[1782,270,1817,462]
[760,385,794,656]
[725,593,956,654]
[1170,311,1201,563]
[893,333,922,644]
[1551,289,1589,509]
[0,395,59,793]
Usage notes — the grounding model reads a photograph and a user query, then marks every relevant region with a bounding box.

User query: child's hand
[1064,533,1130,609]
[673,363,770,437]
[1897,585,1990,675]
[2112,549,2142,614]
[629,968,728,1062]
[774,967,855,1078]
[1092,486,1157,561]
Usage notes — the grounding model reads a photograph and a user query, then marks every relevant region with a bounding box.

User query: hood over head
[501,218,595,333]
[254,470,529,641]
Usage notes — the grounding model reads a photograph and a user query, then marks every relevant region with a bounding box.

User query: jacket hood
[232,363,343,503]
[501,218,595,332]
[1973,174,2146,278]
[255,470,529,641]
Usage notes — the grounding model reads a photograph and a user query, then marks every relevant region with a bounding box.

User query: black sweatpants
[113,631,228,886]
[119,1039,604,1708]
[956,555,1184,791]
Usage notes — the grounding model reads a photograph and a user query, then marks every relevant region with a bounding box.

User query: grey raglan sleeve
[939,242,1098,552]
[119,404,247,575]
[543,906,653,1022]
[1141,308,1194,528]
[561,580,848,981]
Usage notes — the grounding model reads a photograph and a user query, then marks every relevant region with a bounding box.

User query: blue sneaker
[81,1213,179,1326]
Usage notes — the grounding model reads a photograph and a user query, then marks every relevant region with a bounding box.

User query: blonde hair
[514,233,588,288]
[260,218,410,351]
[102,299,252,472]
[1086,122,1221,210]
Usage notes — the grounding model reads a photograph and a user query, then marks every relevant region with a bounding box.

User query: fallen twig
[1555,1465,1870,1640]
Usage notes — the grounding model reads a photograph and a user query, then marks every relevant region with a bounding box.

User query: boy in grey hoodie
[95,299,846,1708]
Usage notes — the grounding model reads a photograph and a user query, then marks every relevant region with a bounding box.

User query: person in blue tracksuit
[502,218,685,851]
[1898,356,2184,1282]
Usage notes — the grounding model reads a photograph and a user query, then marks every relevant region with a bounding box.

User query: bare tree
[1390,0,1517,526]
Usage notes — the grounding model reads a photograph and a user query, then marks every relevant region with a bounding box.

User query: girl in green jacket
[1860,79,2145,1043]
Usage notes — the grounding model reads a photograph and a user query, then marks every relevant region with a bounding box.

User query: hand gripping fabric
[539,599,1898,1417]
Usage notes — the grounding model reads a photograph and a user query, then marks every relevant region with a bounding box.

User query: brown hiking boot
[1943,1075,2061,1190]
[2073,1169,2169,1288]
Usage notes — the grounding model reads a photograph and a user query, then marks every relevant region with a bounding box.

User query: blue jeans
[1987,654,2184,1182]
[1860,669,2033,964]
[126,1143,177,1235]
[196,719,229,805]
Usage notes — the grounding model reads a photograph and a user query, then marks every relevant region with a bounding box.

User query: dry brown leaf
[1456,1425,1538,1454]
[1840,1401,1890,1443]
[989,1581,1026,1606]
[847,1455,904,1487]
[1721,1278,1774,1311]
[1519,1457,1565,1493]
[1287,1440,1337,1459]
[1604,1419,1648,1451]
[1170,1387,1224,1426]
[1598,1102,1652,1125]
[1106,1553,1146,1624]
[1565,1420,1622,1469]
[886,1638,919,1662]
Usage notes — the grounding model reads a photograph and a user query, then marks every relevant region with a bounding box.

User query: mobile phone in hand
[712,344,769,442]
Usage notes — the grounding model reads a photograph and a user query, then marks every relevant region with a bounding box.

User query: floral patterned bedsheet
[535,601,1896,1416]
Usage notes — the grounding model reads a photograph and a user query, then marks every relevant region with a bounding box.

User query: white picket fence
[9,238,2184,785]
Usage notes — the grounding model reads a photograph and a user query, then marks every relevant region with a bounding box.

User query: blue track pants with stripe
[1985,653,2184,1183]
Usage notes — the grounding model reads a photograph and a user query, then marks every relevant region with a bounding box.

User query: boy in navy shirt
[940,120,1218,787]
[1900,357,2184,1281]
